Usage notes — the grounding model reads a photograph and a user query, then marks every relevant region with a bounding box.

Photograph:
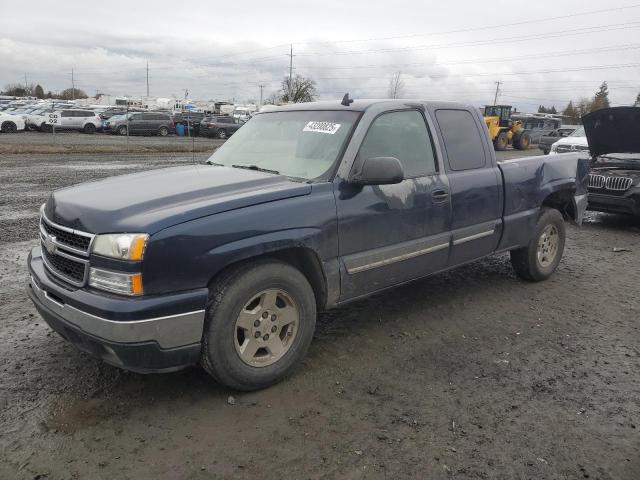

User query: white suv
[46,109,102,134]
[0,112,26,133]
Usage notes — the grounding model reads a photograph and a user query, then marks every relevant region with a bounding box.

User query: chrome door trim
[344,234,451,275]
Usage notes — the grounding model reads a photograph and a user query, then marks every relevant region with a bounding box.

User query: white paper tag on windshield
[303,121,341,134]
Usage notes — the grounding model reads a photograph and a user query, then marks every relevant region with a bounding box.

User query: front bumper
[587,191,640,216]
[27,247,207,373]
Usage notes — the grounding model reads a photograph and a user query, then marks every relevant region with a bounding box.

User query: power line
[297,22,640,56]
[293,3,640,46]
[296,43,640,70]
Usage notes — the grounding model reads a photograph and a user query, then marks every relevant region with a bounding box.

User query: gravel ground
[0,148,639,479]
[0,130,223,147]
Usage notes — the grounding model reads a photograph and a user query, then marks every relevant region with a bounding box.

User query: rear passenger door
[433,108,503,266]
[59,110,74,129]
[336,109,451,300]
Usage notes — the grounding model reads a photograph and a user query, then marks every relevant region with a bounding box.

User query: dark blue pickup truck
[28,99,589,390]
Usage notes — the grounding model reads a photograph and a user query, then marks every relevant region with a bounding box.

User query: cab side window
[435,109,486,171]
[358,110,437,178]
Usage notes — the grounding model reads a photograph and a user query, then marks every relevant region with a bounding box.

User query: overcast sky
[1,1,639,111]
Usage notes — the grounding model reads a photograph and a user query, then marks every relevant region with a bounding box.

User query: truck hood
[44,165,311,234]
[582,106,640,157]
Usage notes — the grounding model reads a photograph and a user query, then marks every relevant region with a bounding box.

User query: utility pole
[71,68,75,101]
[146,61,150,97]
[287,44,295,101]
[258,84,264,108]
[493,81,501,105]
[24,73,28,90]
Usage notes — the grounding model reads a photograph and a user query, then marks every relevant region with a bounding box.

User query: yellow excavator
[483,105,531,151]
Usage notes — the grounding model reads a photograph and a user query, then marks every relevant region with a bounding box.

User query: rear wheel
[117,125,128,136]
[158,126,169,137]
[201,259,317,391]
[83,123,96,134]
[216,128,227,139]
[41,123,51,132]
[510,207,566,281]
[1,121,17,133]
[493,131,508,151]
[515,132,531,150]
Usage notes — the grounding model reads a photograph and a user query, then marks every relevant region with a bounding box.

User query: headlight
[89,268,143,296]
[92,233,148,261]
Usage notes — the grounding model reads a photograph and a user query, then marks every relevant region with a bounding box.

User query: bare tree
[280,74,317,103]
[387,71,405,99]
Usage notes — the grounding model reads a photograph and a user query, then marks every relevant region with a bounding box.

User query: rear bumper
[27,248,207,373]
[587,191,640,216]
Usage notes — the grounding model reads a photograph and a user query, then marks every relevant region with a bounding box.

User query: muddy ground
[0,147,639,479]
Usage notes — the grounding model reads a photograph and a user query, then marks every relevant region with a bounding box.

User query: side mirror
[350,157,404,185]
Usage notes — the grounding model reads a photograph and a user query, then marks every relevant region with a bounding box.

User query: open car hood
[582,107,640,157]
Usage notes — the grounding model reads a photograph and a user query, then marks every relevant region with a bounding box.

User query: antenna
[341,93,354,106]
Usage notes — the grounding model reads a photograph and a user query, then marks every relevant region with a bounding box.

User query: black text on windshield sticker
[303,121,341,134]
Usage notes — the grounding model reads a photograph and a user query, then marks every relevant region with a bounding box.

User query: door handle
[431,189,449,202]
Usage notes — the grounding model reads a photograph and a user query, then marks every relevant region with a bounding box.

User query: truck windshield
[207,110,360,181]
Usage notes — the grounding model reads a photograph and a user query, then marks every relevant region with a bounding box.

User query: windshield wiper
[232,164,280,175]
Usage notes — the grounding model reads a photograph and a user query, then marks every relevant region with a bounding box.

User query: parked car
[199,115,243,139]
[99,108,128,120]
[107,112,174,136]
[583,106,640,217]
[0,111,26,132]
[549,126,589,154]
[26,108,51,131]
[27,98,589,390]
[538,127,577,154]
[43,109,102,134]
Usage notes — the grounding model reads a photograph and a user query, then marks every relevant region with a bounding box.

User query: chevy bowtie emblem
[44,234,57,255]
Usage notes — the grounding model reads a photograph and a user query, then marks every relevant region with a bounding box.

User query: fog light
[89,268,143,296]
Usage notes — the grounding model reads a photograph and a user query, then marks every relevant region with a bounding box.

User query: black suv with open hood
[583,106,640,217]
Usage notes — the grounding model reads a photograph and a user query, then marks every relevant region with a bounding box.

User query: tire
[41,123,51,132]
[515,132,531,150]
[117,125,128,136]
[83,123,96,134]
[493,131,508,151]
[216,128,227,139]
[510,207,566,282]
[158,126,169,137]
[201,259,317,391]
[1,121,17,133]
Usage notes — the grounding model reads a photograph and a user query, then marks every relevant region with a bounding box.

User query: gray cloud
[1,0,639,111]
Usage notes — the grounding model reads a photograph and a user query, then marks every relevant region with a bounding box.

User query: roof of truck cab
[259,99,474,113]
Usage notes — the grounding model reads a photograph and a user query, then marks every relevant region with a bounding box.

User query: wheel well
[209,248,328,311]
[542,189,576,221]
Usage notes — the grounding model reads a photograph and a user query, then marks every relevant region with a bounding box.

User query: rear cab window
[435,109,487,171]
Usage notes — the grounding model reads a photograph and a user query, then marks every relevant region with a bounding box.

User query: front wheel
[117,125,128,136]
[1,121,17,133]
[493,131,508,151]
[158,126,169,136]
[510,207,566,281]
[216,128,227,139]
[201,259,317,391]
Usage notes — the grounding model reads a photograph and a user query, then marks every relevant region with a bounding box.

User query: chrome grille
[39,206,93,286]
[605,176,633,191]
[555,144,572,153]
[588,174,605,189]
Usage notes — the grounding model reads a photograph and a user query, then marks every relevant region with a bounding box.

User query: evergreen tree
[590,81,610,112]
[634,92,640,107]
[34,84,44,99]
[562,101,580,124]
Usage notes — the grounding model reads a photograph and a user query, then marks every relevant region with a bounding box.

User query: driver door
[335,109,451,300]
